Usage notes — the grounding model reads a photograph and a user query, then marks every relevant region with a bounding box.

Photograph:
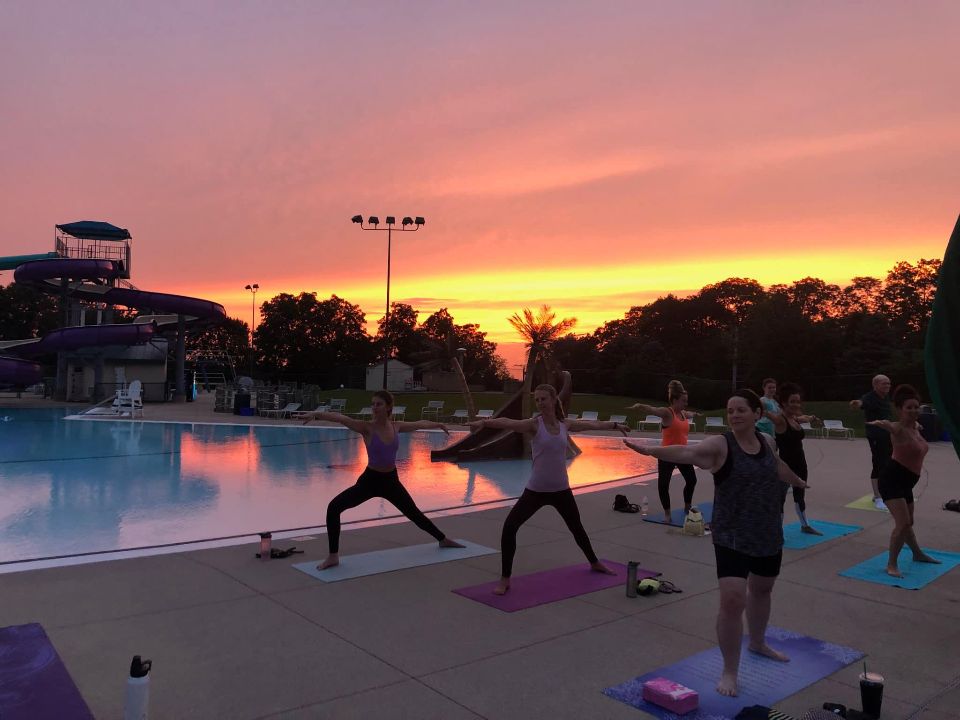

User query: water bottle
[641,496,649,518]
[259,532,272,560]
[123,655,152,720]
[626,561,639,597]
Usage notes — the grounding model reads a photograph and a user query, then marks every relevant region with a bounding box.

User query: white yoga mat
[292,540,498,582]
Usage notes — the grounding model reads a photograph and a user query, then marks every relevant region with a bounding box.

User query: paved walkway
[2,396,959,719]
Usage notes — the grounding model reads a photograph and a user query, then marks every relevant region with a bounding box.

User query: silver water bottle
[259,532,272,560]
[626,561,639,597]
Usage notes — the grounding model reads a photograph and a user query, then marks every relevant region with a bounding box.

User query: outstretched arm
[765,408,787,434]
[849,399,863,410]
[396,420,450,435]
[866,419,895,434]
[623,435,725,472]
[301,411,367,434]
[776,457,807,488]
[568,419,630,435]
[467,417,537,434]
[627,403,672,423]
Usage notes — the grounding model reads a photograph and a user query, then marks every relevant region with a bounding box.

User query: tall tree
[508,305,577,417]
[0,282,60,340]
[186,316,250,366]
[883,259,940,343]
[374,302,423,363]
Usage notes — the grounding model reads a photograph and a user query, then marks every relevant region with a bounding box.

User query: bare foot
[886,566,903,578]
[913,553,941,564]
[439,537,466,548]
[716,672,739,696]
[748,644,790,662]
[801,525,823,535]
[493,578,510,595]
[591,561,616,575]
[317,554,339,570]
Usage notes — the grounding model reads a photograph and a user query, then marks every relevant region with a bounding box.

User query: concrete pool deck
[1,396,959,719]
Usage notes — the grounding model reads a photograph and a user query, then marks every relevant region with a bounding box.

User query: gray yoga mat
[292,540,497,581]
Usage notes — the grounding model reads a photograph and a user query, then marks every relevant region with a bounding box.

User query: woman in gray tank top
[625,389,806,698]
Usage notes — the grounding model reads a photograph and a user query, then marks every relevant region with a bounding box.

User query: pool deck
[2,396,959,719]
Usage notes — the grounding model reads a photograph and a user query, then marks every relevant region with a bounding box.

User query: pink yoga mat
[453,560,659,612]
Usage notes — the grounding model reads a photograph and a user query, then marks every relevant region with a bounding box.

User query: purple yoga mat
[453,560,659,612]
[0,623,94,720]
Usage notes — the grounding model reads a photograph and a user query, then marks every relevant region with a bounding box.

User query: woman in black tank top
[766,382,822,535]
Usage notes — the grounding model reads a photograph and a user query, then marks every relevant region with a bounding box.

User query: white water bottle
[641,496,649,517]
[123,655,152,720]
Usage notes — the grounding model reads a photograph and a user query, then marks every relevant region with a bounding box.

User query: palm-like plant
[508,305,577,418]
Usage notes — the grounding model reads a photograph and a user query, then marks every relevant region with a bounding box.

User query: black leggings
[325,467,445,553]
[657,460,698,510]
[500,488,598,577]
[784,486,807,512]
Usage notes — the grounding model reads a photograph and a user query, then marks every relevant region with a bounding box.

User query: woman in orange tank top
[629,380,701,524]
[867,384,941,577]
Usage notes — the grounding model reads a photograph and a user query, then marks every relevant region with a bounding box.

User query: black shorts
[878,459,920,504]
[714,544,782,579]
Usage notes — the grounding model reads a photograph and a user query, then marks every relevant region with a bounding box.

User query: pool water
[0,409,656,564]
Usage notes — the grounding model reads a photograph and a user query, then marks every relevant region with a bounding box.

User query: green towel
[925,214,960,462]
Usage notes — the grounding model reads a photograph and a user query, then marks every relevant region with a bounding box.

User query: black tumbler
[859,672,884,718]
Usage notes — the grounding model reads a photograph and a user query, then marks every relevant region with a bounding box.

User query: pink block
[642,677,700,715]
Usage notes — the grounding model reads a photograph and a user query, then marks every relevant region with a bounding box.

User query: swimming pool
[0,409,656,566]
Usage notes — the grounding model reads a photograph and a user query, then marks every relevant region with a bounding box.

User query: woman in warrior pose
[868,384,941,577]
[765,382,822,535]
[629,379,700,523]
[303,390,464,569]
[625,389,806,697]
[467,383,628,595]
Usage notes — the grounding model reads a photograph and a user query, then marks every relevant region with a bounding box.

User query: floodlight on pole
[351,214,425,389]
[244,283,259,377]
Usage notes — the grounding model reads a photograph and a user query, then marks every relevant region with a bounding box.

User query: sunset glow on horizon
[2,1,958,376]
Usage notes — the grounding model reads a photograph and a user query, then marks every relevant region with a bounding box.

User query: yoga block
[642,677,699,715]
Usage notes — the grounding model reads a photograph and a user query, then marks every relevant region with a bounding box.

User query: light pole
[244,283,259,377]
[351,215,424,389]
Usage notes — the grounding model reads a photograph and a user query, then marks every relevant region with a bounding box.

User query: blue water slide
[0,256,225,385]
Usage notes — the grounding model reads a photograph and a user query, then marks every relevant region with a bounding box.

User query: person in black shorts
[850,374,892,510]
[625,389,806,698]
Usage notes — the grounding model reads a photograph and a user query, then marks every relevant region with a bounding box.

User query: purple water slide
[14,258,226,320]
[9,323,158,358]
[0,356,42,385]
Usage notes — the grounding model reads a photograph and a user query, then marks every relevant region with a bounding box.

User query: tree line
[0,258,939,402]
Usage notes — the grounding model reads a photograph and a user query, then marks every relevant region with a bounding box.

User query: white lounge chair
[566,413,579,420]
[704,416,727,433]
[638,414,662,432]
[329,398,347,413]
[608,414,628,425]
[799,421,822,438]
[261,402,301,419]
[822,419,854,439]
[476,409,494,419]
[391,405,406,421]
[421,400,444,419]
[449,409,469,423]
[114,379,143,418]
[580,410,599,421]
[355,406,373,420]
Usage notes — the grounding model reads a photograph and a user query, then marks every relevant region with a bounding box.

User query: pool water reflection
[0,410,656,563]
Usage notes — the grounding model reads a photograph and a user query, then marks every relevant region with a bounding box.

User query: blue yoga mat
[839,548,960,590]
[604,627,863,720]
[782,521,861,550]
[643,502,713,526]
[0,623,94,719]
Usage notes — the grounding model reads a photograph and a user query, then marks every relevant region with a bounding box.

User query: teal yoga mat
[643,502,713,526]
[292,540,497,582]
[839,548,960,590]
[782,521,861,550]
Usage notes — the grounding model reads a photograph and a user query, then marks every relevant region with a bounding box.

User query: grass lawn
[310,389,871,436]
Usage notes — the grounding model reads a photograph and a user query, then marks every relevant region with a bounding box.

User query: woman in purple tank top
[302,389,464,570]
[467,383,629,596]
[625,389,806,699]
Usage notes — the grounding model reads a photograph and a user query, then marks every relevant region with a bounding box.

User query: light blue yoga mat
[643,502,713,526]
[839,548,960,590]
[604,626,864,720]
[292,540,497,582]
[782,521,861,550]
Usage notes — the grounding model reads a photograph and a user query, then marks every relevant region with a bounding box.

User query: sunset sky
[2,2,958,373]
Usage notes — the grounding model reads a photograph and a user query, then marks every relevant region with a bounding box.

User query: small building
[365,359,413,392]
